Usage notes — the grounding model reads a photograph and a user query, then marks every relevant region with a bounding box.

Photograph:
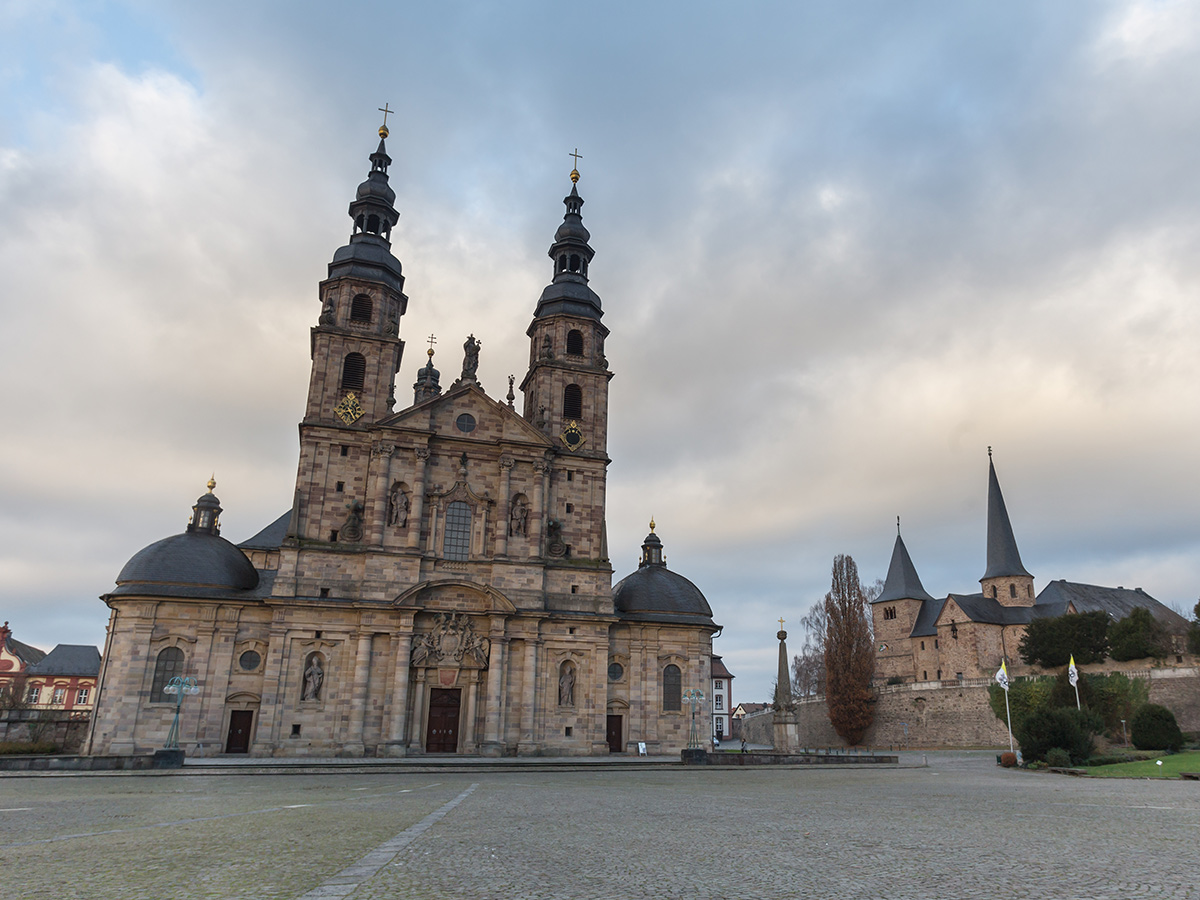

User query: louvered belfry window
[350,294,373,323]
[563,384,583,419]
[342,353,366,392]
[566,329,584,356]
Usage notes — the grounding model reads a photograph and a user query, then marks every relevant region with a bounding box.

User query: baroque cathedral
[86,121,718,757]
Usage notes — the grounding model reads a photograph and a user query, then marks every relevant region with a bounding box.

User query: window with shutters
[350,294,373,323]
[563,384,582,419]
[566,329,584,356]
[341,353,366,391]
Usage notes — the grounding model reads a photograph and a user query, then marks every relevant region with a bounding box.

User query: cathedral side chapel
[86,122,718,757]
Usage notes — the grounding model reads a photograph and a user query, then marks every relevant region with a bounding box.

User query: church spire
[982,452,1032,581]
[876,530,935,604]
[532,162,603,323]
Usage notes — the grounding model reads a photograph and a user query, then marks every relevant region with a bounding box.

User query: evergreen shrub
[1045,747,1072,768]
[1131,704,1184,752]
[1016,707,1097,764]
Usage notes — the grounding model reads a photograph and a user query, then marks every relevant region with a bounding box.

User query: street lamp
[162,676,199,751]
[682,689,705,750]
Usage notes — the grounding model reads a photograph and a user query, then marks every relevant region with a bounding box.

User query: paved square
[1,753,1196,899]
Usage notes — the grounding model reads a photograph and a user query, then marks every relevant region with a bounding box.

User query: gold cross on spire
[569,148,583,183]
[778,616,785,630]
[378,103,393,138]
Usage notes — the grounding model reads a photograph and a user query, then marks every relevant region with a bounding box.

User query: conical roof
[874,532,935,604]
[982,457,1032,580]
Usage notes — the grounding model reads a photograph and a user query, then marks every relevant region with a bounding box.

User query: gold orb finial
[378,103,393,140]
[427,347,435,359]
[379,124,389,139]
[207,475,216,493]
[570,168,580,184]
[649,517,656,533]
[569,148,583,183]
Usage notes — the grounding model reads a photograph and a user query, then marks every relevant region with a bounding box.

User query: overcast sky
[3,1,1200,703]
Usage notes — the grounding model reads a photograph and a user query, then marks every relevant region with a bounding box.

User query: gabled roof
[909,596,947,637]
[711,656,734,679]
[238,510,292,551]
[939,593,1036,627]
[26,644,101,677]
[3,635,46,667]
[381,380,554,446]
[1036,581,1190,631]
[982,458,1032,581]
[875,533,935,604]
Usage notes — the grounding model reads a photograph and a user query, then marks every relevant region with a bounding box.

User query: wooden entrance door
[426,689,461,753]
[225,710,253,754]
[606,714,623,753]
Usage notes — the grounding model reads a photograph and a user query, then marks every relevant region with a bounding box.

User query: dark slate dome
[114,482,258,592]
[116,532,259,591]
[612,525,714,625]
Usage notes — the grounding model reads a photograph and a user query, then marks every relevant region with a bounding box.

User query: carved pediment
[394,580,516,615]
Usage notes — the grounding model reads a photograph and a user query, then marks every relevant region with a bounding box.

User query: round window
[608,662,624,682]
[456,413,477,433]
[238,650,262,671]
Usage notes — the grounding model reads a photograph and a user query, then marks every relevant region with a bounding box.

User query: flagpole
[1069,654,1080,711]
[1003,683,1014,754]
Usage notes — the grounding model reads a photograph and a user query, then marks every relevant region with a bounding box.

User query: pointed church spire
[876,530,935,604]
[982,453,1032,581]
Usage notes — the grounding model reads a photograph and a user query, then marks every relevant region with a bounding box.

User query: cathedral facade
[86,125,718,758]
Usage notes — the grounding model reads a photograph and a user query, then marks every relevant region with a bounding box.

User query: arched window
[350,294,373,323]
[354,214,365,233]
[569,254,580,272]
[1009,583,1017,599]
[662,664,682,711]
[151,647,184,703]
[566,330,584,356]
[443,501,471,561]
[341,353,366,392]
[558,253,568,273]
[562,384,582,419]
[990,585,997,599]
[366,214,380,234]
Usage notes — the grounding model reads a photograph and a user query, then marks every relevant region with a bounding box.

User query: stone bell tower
[520,162,613,459]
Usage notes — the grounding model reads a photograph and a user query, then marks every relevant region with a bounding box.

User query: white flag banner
[995,661,1010,691]
[1068,655,1078,687]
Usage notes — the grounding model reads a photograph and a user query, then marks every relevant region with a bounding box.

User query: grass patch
[1084,750,1200,778]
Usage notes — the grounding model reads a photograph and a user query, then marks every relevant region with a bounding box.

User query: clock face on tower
[560,420,586,452]
[334,392,364,425]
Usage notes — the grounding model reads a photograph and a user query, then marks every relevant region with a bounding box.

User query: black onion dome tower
[520,162,613,459]
[304,117,408,429]
[613,521,715,626]
[112,479,259,597]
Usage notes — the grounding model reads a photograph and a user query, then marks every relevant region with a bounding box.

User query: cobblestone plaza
[1,753,1196,899]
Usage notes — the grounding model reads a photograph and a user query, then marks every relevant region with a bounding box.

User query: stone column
[481,623,508,756]
[383,626,413,756]
[531,460,549,558]
[369,443,395,546]
[463,676,479,751]
[343,632,374,756]
[407,447,430,551]
[518,636,541,755]
[408,670,427,750]
[253,620,290,756]
[496,456,514,558]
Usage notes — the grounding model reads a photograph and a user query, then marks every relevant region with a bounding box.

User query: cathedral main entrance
[426,688,461,753]
[606,714,623,753]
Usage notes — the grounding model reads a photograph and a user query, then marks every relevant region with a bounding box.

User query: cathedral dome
[114,483,259,593]
[612,525,714,625]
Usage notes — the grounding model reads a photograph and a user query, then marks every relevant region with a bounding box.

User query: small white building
[711,655,734,742]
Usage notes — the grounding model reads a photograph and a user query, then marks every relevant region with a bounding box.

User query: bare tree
[824,554,876,745]
[792,601,827,697]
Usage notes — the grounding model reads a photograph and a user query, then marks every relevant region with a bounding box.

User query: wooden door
[606,714,623,753]
[225,710,253,754]
[426,689,461,753]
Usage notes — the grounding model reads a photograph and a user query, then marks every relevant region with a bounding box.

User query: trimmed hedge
[1131,704,1184,752]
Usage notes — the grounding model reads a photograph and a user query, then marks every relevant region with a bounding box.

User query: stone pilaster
[342,632,374,756]
[407,447,429,551]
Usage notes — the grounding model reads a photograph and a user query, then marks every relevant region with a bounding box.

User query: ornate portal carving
[410,612,490,668]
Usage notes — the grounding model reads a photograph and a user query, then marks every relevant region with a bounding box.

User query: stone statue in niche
[559,662,575,706]
[388,483,409,527]
[461,334,481,381]
[540,333,554,360]
[509,497,528,537]
[302,654,324,700]
[411,612,490,667]
[341,500,364,542]
[535,405,547,430]
[319,295,336,325]
[386,305,400,336]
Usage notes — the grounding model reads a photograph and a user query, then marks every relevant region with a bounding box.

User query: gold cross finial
[570,148,582,183]
[426,334,437,357]
[378,103,393,138]
[778,616,785,630]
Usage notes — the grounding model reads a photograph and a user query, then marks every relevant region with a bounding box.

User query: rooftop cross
[569,148,583,183]
[378,103,393,138]
[427,334,437,355]
[778,616,785,630]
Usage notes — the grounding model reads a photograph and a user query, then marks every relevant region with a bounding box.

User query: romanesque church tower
[979,452,1035,606]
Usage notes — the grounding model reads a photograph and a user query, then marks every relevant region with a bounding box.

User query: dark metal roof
[116,531,259,592]
[875,533,935,604]
[612,565,715,627]
[908,596,947,637]
[3,635,46,666]
[26,644,101,677]
[238,510,292,551]
[943,593,1036,626]
[711,655,734,679]
[1036,581,1190,631]
[982,458,1032,581]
